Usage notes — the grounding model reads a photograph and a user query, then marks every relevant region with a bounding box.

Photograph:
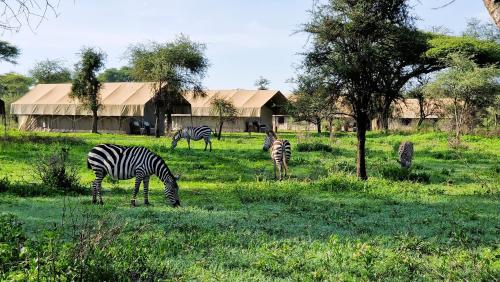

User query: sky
[0,0,493,92]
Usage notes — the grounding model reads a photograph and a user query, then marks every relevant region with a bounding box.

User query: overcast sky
[0,0,492,92]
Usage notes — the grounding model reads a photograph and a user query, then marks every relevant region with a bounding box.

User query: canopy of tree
[127,35,209,137]
[210,97,238,140]
[98,67,133,82]
[0,72,34,116]
[0,41,20,64]
[29,59,72,84]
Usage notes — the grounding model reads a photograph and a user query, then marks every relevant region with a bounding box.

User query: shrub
[297,143,333,152]
[381,166,431,184]
[33,148,85,194]
[0,214,26,274]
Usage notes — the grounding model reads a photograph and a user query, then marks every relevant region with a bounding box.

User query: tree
[405,78,443,127]
[463,18,500,43]
[289,70,340,134]
[255,76,270,90]
[303,0,416,180]
[70,47,106,134]
[0,72,34,119]
[210,97,238,140]
[424,53,499,141]
[0,0,58,32]
[98,66,133,82]
[128,35,209,137]
[0,41,20,64]
[29,59,72,84]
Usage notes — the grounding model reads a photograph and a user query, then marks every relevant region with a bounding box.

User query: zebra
[87,144,181,207]
[397,141,414,169]
[263,130,291,180]
[171,125,213,151]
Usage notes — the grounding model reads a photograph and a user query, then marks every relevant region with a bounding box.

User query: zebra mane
[268,130,278,139]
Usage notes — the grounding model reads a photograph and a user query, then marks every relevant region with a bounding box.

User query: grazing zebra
[171,125,213,151]
[398,141,414,169]
[263,130,291,180]
[87,144,181,207]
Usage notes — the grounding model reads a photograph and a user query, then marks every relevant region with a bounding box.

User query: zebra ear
[174,174,181,181]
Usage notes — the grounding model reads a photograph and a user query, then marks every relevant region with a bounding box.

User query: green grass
[0,129,499,281]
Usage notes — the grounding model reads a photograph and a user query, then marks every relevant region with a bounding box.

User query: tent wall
[172,115,250,132]
[17,115,150,133]
[260,106,274,130]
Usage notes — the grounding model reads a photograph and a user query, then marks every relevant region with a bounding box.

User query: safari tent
[11,84,288,133]
[10,82,190,133]
[174,89,289,132]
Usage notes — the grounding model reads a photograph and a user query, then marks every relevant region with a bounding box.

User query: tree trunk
[417,96,425,127]
[166,110,173,136]
[356,113,368,180]
[92,110,98,133]
[381,102,391,132]
[154,105,161,138]
[218,121,223,140]
[328,118,334,140]
[316,117,322,134]
[484,0,500,28]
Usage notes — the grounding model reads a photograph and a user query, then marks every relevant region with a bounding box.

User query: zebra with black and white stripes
[171,125,213,151]
[87,144,181,207]
[263,130,291,180]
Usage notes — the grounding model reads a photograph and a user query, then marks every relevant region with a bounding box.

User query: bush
[0,177,59,196]
[33,148,85,194]
[381,166,431,184]
[297,143,333,152]
[0,214,26,274]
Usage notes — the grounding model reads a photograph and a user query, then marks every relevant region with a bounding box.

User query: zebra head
[165,174,181,207]
[171,130,182,149]
[263,130,277,151]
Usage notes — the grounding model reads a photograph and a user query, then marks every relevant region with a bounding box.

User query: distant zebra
[263,130,291,180]
[87,144,181,207]
[398,141,414,169]
[172,125,213,151]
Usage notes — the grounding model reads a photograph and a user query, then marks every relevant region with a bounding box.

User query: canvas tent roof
[393,98,451,119]
[12,84,288,118]
[11,82,160,116]
[182,89,288,117]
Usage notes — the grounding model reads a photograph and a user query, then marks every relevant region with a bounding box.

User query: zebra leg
[96,178,104,205]
[131,176,142,207]
[277,162,283,181]
[204,138,208,151]
[273,161,277,180]
[209,139,212,152]
[143,176,150,205]
[91,180,97,204]
[187,138,191,150]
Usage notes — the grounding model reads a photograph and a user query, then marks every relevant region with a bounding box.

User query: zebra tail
[281,143,288,170]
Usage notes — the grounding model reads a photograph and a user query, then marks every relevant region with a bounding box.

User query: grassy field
[0,129,499,281]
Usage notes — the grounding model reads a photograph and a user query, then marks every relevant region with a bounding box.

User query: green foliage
[71,47,106,133]
[0,41,20,64]
[426,35,500,65]
[0,130,498,280]
[127,35,209,135]
[210,97,238,139]
[296,142,333,152]
[0,73,34,116]
[380,166,431,184]
[34,148,84,194]
[0,214,26,274]
[29,59,72,84]
[97,66,133,82]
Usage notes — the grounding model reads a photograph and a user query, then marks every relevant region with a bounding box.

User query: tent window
[277,116,285,124]
[401,118,411,126]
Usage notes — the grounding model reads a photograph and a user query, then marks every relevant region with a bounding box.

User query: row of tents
[9,82,450,134]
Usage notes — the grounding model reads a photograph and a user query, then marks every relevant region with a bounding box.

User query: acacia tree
[0,0,59,32]
[128,36,209,137]
[29,59,72,83]
[304,0,419,180]
[255,76,271,90]
[210,97,238,140]
[425,53,499,141]
[98,66,133,82]
[405,78,443,127]
[289,70,340,134]
[70,47,106,134]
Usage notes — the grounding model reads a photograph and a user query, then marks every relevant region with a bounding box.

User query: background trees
[98,66,133,82]
[0,0,58,32]
[210,97,238,140]
[255,76,270,90]
[29,59,72,84]
[424,53,499,141]
[70,47,106,134]
[128,35,209,137]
